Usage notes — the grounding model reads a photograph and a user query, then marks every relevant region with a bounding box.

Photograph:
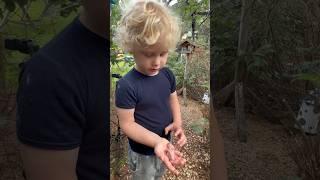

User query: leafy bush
[167,49,210,101]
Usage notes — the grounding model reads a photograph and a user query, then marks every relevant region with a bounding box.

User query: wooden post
[182,53,188,106]
[235,82,247,142]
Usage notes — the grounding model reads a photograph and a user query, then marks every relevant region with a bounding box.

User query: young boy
[114,0,187,179]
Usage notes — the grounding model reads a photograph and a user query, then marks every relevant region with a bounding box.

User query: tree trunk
[235,82,247,142]
[234,0,253,142]
[0,34,5,92]
[303,0,320,62]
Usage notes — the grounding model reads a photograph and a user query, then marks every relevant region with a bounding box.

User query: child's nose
[152,56,161,66]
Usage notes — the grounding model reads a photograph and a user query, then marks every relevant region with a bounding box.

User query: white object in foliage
[202,91,210,104]
[295,89,320,134]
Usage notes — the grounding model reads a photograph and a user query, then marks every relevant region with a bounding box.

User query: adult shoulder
[17,50,86,150]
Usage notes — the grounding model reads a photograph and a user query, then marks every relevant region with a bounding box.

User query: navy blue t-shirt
[16,17,109,180]
[115,67,176,155]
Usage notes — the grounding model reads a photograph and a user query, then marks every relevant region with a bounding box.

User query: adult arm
[17,53,85,180]
[20,144,79,180]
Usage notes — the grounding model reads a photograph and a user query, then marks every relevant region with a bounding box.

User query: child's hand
[165,122,187,148]
[154,138,186,175]
[167,143,186,167]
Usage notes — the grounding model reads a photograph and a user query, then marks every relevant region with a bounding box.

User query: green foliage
[0,0,77,14]
[1,0,78,90]
[166,53,183,87]
[167,51,210,93]
[2,0,37,12]
[189,118,209,136]
[187,50,210,97]
[211,0,241,88]
[211,0,319,91]
[59,2,80,17]
[289,59,320,88]
[246,43,275,79]
[110,1,134,92]
[110,0,134,89]
[110,60,134,93]
[171,0,209,40]
[111,1,121,29]
[293,73,320,88]
[167,51,211,97]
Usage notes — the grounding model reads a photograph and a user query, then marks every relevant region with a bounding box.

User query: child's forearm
[120,118,165,148]
[169,91,182,127]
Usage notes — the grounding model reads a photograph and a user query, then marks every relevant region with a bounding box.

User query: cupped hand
[154,138,186,175]
[164,122,187,148]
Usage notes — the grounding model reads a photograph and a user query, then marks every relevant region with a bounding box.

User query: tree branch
[0,10,10,30]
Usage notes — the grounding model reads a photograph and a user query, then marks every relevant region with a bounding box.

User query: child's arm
[116,107,183,175]
[165,91,187,148]
[116,107,164,148]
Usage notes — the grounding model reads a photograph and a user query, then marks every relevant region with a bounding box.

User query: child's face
[132,40,169,76]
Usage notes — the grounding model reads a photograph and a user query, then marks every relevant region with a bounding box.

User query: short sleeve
[115,78,137,109]
[163,67,176,93]
[16,53,86,150]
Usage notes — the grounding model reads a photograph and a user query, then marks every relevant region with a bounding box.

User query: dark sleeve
[164,67,176,93]
[115,78,137,109]
[16,53,86,150]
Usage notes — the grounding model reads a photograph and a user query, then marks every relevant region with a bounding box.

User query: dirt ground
[215,107,299,180]
[0,112,24,180]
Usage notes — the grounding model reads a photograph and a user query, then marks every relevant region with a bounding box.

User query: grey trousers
[128,147,166,180]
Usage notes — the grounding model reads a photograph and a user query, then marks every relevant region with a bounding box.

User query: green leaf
[294,73,320,81]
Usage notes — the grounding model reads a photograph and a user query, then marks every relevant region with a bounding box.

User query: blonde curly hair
[114,0,181,52]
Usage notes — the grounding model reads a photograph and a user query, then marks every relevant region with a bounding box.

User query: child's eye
[143,52,153,57]
[160,52,168,57]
